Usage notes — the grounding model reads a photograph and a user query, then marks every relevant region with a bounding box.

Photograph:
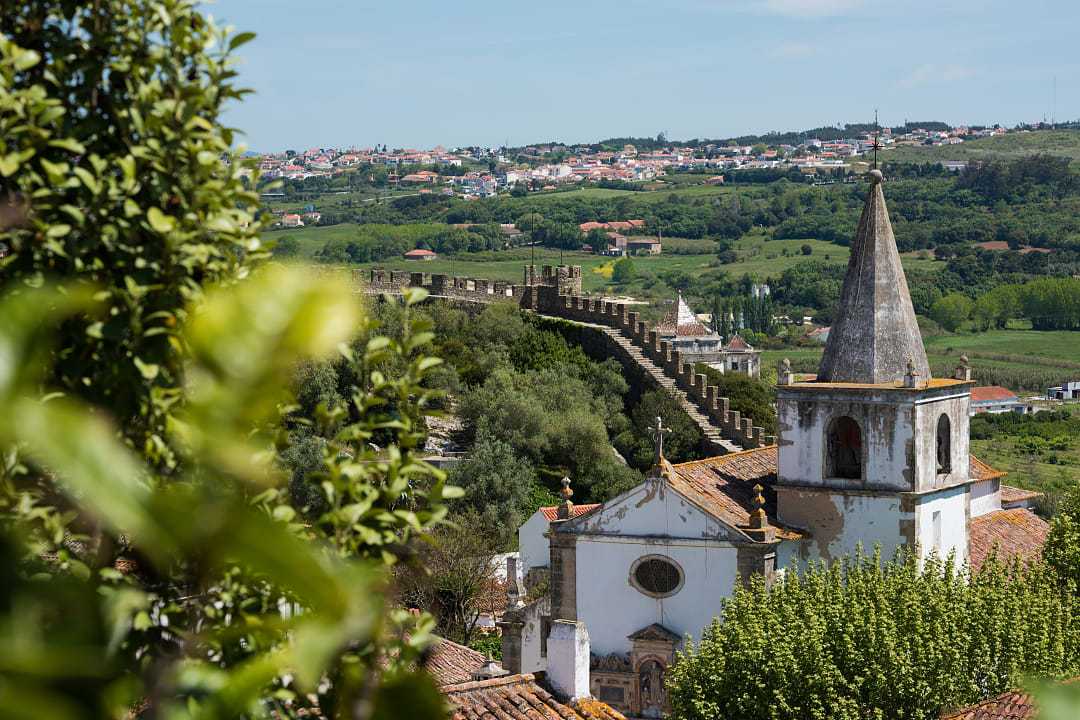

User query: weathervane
[648,416,671,464]
[871,108,882,170]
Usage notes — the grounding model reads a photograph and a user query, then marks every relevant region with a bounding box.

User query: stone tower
[774,170,974,566]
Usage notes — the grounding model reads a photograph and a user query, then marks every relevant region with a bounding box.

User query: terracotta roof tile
[970,386,1019,403]
[444,673,625,720]
[668,447,803,540]
[970,455,1007,482]
[657,293,713,338]
[940,689,1037,719]
[540,503,601,522]
[421,637,487,687]
[725,334,752,350]
[663,449,1008,544]
[1000,485,1041,506]
[968,509,1049,573]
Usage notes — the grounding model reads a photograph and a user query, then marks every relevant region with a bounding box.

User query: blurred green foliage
[0,3,458,718]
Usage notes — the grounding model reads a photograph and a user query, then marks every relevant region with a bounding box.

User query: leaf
[45,224,71,239]
[370,671,448,720]
[12,48,41,71]
[72,166,100,194]
[13,397,175,561]
[0,154,19,177]
[0,286,96,399]
[133,357,159,380]
[228,32,257,51]
[48,138,86,154]
[146,207,175,233]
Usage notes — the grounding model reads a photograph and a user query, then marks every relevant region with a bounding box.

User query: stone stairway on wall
[358,266,774,453]
[530,291,775,453]
[596,326,742,455]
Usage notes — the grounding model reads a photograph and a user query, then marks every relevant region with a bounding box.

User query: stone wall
[524,285,771,448]
[359,264,771,449]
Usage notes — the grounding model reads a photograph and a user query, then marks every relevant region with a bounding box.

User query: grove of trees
[668,551,1080,720]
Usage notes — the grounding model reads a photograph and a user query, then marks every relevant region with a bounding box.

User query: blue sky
[211,0,1079,152]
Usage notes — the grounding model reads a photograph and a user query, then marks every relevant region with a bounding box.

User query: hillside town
[252,123,1011,198]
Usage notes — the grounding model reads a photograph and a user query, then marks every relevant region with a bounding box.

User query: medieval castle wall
[361,265,770,449]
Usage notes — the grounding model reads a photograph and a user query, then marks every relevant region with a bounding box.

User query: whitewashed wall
[777,489,905,563]
[970,479,1001,518]
[915,484,968,564]
[519,511,550,575]
[575,535,738,655]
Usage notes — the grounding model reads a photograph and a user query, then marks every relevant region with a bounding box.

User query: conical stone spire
[817,170,930,384]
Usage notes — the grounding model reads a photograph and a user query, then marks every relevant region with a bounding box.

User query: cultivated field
[886,129,1080,165]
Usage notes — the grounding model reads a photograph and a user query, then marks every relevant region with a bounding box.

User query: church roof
[443,673,625,720]
[657,293,713,338]
[538,503,601,522]
[724,334,752,351]
[423,636,487,687]
[668,447,804,541]
[999,485,1041,507]
[665,448,1010,544]
[970,455,1007,482]
[968,508,1049,573]
[817,170,931,384]
[939,688,1038,720]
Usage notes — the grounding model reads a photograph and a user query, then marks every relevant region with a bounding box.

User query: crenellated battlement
[358,264,771,450]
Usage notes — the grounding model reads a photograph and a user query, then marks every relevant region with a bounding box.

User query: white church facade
[500,170,1048,719]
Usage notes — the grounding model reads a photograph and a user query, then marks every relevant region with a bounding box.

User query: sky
[210,0,1080,152]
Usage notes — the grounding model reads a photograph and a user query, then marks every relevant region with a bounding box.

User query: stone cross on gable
[648,416,671,464]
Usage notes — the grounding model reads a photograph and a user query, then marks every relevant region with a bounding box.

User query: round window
[630,555,684,598]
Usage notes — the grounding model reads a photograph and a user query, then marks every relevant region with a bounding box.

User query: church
[500,169,1049,718]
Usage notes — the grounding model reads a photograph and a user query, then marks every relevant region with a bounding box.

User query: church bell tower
[774,169,974,565]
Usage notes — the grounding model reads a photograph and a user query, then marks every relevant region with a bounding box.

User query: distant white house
[1047,380,1080,401]
[970,386,1028,415]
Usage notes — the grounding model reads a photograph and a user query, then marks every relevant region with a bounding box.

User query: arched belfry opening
[826,416,863,480]
[936,414,952,474]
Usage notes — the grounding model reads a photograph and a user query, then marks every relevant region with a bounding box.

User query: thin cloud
[899,63,975,89]
[762,0,864,17]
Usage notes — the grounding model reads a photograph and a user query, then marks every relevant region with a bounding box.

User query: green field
[762,328,1080,393]
[273,220,950,298]
[886,129,1080,165]
[337,235,853,295]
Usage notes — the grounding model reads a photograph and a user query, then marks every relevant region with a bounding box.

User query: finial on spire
[955,354,973,381]
[557,476,574,519]
[872,108,881,170]
[778,358,794,386]
[904,356,920,388]
[648,416,671,464]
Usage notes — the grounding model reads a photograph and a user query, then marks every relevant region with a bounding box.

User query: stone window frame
[628,554,685,599]
[824,413,864,481]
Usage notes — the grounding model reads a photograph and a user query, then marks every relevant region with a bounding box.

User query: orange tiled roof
[668,447,803,540]
[968,509,1049,573]
[444,674,625,720]
[940,689,1036,719]
[665,448,1011,543]
[970,386,1019,403]
[1000,485,1041,506]
[540,503,601,522]
[970,455,1007,482]
[725,334,752,351]
[423,637,486,687]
